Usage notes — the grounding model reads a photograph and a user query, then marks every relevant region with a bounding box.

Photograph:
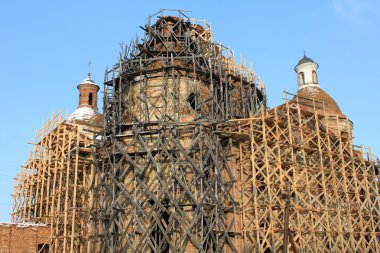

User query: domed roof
[294,55,320,72]
[294,86,342,115]
[68,107,102,122]
[79,75,96,85]
[297,55,315,65]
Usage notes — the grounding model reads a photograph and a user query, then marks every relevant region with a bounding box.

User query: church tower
[68,70,101,122]
[293,55,352,135]
[295,54,319,89]
[77,74,99,110]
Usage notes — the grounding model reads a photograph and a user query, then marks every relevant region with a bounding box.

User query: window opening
[298,72,305,86]
[312,70,318,83]
[89,93,93,106]
[187,92,197,110]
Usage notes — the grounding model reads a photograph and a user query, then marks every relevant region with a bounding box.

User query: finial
[88,61,91,78]
[303,50,306,57]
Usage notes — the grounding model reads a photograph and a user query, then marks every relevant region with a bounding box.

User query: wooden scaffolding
[224,94,380,252]
[11,112,99,252]
[87,10,379,252]
[88,10,265,253]
[10,10,380,253]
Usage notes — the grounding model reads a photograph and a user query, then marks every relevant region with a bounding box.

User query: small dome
[296,55,315,66]
[68,107,102,121]
[294,86,342,115]
[79,75,96,85]
[294,55,319,72]
[294,55,318,72]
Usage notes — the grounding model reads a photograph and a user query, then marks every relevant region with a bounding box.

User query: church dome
[79,76,96,85]
[68,107,102,121]
[295,86,342,115]
[295,55,318,69]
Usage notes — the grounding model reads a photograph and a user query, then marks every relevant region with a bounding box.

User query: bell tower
[294,54,319,90]
[77,62,99,110]
[77,73,99,110]
[68,63,101,122]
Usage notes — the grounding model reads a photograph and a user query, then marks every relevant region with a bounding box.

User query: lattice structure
[88,10,265,252]
[225,95,380,252]
[11,113,99,252]
[9,10,380,253]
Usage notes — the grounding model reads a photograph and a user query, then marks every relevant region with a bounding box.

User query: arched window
[298,72,305,86]
[312,70,318,83]
[89,93,93,106]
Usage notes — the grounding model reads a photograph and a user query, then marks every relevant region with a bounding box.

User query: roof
[294,86,343,115]
[297,55,315,65]
[294,55,319,71]
[79,75,96,85]
[68,107,101,121]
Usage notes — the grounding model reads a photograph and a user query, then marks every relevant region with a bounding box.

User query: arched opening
[298,72,305,86]
[312,70,318,83]
[89,93,93,106]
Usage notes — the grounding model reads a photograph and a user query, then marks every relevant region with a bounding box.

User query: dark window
[187,92,197,110]
[151,205,169,253]
[37,243,49,253]
[89,93,93,106]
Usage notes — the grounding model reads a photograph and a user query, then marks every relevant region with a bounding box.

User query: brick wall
[0,223,50,253]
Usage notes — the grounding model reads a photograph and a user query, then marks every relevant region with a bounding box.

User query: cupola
[293,54,352,136]
[294,54,319,90]
[294,54,342,114]
[68,68,101,122]
[77,72,99,110]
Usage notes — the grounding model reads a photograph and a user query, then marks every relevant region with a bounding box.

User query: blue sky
[0,0,379,221]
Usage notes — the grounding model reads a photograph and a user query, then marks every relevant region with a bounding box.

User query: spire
[88,61,91,78]
[80,62,96,85]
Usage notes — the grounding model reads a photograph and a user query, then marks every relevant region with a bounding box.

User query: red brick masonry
[0,223,50,253]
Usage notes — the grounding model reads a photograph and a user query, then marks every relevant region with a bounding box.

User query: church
[3,11,379,253]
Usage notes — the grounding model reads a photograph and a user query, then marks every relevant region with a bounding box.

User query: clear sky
[0,0,379,221]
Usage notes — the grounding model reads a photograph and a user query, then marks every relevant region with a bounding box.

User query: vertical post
[283,182,290,253]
